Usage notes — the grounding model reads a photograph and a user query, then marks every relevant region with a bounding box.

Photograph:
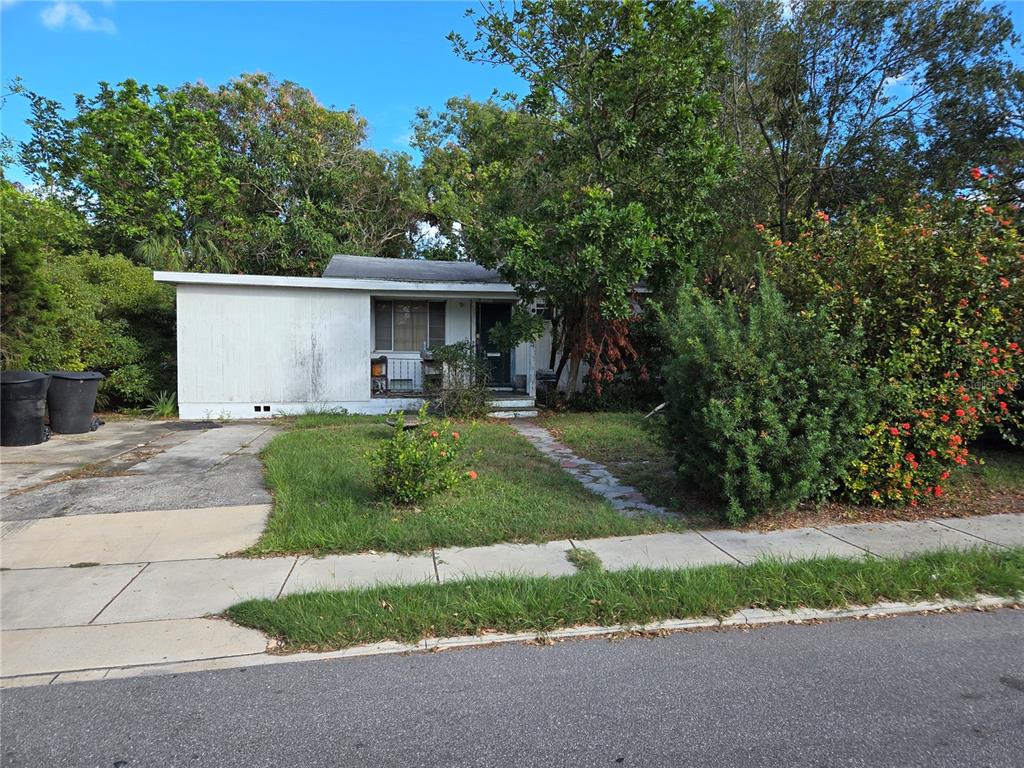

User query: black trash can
[1,371,51,446]
[47,371,104,434]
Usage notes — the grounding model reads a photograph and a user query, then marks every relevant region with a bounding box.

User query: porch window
[374,300,446,351]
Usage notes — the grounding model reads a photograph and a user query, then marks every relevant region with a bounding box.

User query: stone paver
[0,564,143,629]
[435,541,577,582]
[510,421,676,519]
[935,513,1024,548]
[574,532,738,570]
[819,519,987,557]
[700,527,866,564]
[94,557,296,623]
[0,619,268,677]
[0,505,270,569]
[282,552,437,595]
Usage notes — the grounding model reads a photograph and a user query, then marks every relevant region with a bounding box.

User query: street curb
[2,593,1020,689]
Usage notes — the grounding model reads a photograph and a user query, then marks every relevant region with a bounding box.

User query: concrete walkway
[2,501,1022,682]
[2,417,1022,686]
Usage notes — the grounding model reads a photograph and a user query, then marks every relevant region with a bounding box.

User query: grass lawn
[226,547,1024,651]
[539,411,1024,527]
[247,414,675,556]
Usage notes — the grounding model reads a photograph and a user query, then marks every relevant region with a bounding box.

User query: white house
[154,255,542,420]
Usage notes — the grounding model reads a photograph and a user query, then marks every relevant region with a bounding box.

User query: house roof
[322,254,504,284]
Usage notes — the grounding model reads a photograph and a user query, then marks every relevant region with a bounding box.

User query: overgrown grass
[540,411,1024,523]
[539,411,717,519]
[226,547,1024,651]
[566,548,603,573]
[249,416,674,555]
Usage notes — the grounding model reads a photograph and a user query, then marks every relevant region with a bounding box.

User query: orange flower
[982,205,994,215]
[970,167,982,180]
[754,223,765,232]
[451,432,460,440]
[466,470,478,480]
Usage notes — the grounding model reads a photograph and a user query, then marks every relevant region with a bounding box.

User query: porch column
[527,340,537,398]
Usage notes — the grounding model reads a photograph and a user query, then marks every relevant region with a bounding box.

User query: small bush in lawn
[662,279,875,525]
[369,405,473,504]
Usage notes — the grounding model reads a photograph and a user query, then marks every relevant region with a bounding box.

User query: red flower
[901,422,911,431]
[970,167,982,180]
[904,452,916,462]
[466,470,478,480]
[927,449,937,458]
[934,485,944,497]
[955,409,965,417]
[815,210,829,222]
[430,431,439,438]
[982,205,995,215]
[999,401,1008,410]
[451,431,460,440]
[754,223,765,232]
[773,239,783,247]
[888,427,900,436]
[940,472,950,481]
[999,277,1011,288]
[940,414,950,422]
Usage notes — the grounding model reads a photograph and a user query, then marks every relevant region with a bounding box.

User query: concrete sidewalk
[2,503,1021,683]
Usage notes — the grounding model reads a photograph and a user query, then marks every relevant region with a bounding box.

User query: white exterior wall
[176,284,373,419]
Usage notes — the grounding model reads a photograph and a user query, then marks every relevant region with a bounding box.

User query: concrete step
[490,409,539,419]
[487,397,536,409]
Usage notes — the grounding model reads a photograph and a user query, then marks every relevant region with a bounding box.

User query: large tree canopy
[18,73,425,275]
[717,0,1024,243]
[418,0,730,387]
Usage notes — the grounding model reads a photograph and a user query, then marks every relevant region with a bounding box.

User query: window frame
[373,299,446,352]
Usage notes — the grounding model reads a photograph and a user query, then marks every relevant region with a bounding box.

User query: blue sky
[1,1,524,185]
[2,1,1023,188]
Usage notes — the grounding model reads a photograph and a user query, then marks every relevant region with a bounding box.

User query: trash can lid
[1,371,50,384]
[48,370,105,381]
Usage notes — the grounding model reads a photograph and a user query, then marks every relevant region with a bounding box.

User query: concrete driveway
[1,419,279,520]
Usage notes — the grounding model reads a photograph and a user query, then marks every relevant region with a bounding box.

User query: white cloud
[40,1,116,34]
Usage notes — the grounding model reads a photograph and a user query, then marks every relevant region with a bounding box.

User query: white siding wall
[176,284,371,419]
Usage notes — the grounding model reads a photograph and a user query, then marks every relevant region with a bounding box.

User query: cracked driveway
[0,420,280,521]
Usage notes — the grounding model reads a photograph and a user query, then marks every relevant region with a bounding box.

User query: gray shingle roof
[322,254,505,284]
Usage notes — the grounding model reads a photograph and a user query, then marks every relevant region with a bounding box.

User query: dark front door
[477,303,512,387]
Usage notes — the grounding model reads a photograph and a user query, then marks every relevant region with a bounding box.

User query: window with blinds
[374,300,446,351]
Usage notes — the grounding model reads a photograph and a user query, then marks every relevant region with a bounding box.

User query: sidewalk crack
[275,556,300,599]
[89,562,150,624]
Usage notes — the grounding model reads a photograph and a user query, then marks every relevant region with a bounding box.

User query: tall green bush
[1,182,175,407]
[662,279,875,525]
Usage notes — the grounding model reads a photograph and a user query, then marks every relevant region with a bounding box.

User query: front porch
[368,295,537,416]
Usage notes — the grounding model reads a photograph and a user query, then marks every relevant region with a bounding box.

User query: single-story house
[154,255,551,420]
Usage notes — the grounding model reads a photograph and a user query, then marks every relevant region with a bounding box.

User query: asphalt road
[3,610,1023,768]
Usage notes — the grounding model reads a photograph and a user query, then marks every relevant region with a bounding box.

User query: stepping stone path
[511,420,677,520]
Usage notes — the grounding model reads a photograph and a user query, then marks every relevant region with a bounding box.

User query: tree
[20,80,236,265]
[418,0,730,389]
[17,74,426,276]
[180,74,424,274]
[718,0,1024,243]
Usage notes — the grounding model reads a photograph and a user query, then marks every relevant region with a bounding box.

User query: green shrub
[1,182,175,408]
[427,341,491,418]
[662,279,875,525]
[765,186,1022,505]
[368,405,474,504]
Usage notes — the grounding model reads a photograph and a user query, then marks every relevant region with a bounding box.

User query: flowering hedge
[765,182,1022,505]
